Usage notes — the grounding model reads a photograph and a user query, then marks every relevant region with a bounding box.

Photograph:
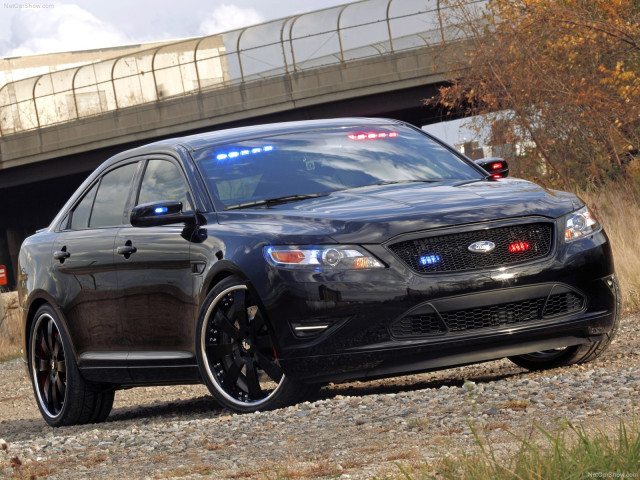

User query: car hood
[216,179,577,244]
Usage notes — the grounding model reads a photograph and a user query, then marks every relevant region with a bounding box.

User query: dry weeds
[0,292,21,361]
[501,400,529,412]
[580,186,640,311]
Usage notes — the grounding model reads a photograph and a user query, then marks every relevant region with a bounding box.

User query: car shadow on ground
[109,366,528,422]
[108,394,223,423]
[313,368,526,401]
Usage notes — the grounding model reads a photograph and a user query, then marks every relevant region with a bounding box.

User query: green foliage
[404,417,640,480]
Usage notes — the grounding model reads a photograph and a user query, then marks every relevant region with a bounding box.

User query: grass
[255,417,640,479]
[395,416,640,480]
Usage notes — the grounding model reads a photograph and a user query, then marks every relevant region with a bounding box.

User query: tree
[430,0,640,191]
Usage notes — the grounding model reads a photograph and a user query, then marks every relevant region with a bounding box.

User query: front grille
[388,222,553,274]
[390,291,585,338]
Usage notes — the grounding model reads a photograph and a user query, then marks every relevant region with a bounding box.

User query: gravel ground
[1,314,639,479]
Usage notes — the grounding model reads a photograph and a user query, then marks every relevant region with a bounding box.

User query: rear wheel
[29,304,114,426]
[196,276,312,413]
[509,277,621,370]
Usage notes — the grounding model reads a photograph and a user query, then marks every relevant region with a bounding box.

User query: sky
[0,0,360,57]
[0,0,480,146]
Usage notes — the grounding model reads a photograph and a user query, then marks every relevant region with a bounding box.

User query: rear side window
[137,159,192,210]
[70,182,98,230]
[89,163,138,228]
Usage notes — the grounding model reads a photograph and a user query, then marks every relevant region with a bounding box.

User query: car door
[51,161,139,362]
[114,156,196,368]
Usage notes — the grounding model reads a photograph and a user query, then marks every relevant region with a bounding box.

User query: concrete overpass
[0,0,479,287]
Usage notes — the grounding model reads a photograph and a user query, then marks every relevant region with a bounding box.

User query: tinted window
[70,182,98,230]
[137,159,191,210]
[90,163,137,228]
[193,125,483,208]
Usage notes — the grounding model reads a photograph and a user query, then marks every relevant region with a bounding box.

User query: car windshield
[192,125,484,209]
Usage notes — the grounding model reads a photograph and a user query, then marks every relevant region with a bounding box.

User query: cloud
[6,4,129,57]
[198,4,264,36]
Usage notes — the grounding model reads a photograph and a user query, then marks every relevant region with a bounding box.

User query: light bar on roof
[347,131,398,141]
[216,145,275,161]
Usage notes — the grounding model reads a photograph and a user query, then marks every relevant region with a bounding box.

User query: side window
[137,159,192,210]
[90,163,138,228]
[69,182,98,230]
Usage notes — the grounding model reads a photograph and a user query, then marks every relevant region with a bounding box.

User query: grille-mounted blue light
[419,254,441,265]
[154,206,168,214]
[216,145,275,161]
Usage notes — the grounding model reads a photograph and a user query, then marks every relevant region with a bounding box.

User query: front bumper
[256,225,617,383]
[278,310,614,383]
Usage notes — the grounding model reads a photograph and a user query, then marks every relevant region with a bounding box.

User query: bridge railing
[0,0,485,136]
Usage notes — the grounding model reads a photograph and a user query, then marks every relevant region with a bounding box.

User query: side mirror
[475,158,509,179]
[130,201,194,228]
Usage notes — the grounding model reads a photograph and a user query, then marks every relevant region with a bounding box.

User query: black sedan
[18,118,619,426]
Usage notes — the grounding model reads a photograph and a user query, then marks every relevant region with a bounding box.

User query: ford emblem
[468,241,496,253]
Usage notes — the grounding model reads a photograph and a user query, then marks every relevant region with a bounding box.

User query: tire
[196,276,312,413]
[509,276,621,370]
[28,304,115,427]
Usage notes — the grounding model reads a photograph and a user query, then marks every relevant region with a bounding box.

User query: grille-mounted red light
[348,131,398,140]
[509,241,530,252]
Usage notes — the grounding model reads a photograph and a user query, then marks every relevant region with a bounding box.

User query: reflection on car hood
[216,179,577,244]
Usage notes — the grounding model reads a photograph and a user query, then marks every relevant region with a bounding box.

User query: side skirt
[78,351,202,385]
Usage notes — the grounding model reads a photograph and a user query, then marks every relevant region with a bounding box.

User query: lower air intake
[390,291,585,339]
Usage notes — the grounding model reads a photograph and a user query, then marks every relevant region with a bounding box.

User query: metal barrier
[0,0,484,136]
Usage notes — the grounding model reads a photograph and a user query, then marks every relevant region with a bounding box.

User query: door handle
[53,250,70,261]
[116,245,137,256]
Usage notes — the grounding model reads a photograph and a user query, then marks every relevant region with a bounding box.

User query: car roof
[108,117,403,162]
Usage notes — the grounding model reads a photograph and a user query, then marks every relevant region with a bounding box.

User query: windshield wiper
[225,192,330,210]
[373,179,443,186]
[338,179,444,191]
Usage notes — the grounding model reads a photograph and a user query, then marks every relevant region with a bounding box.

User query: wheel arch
[199,261,281,353]
[24,292,78,367]
[201,260,250,297]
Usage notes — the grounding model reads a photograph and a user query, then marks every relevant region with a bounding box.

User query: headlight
[565,206,600,241]
[265,245,385,270]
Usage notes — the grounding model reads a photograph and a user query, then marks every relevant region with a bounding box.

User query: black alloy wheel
[31,310,67,418]
[29,304,115,427]
[197,276,312,412]
[509,276,621,370]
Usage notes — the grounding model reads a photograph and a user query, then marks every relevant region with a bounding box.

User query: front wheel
[509,277,621,370]
[196,276,312,413]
